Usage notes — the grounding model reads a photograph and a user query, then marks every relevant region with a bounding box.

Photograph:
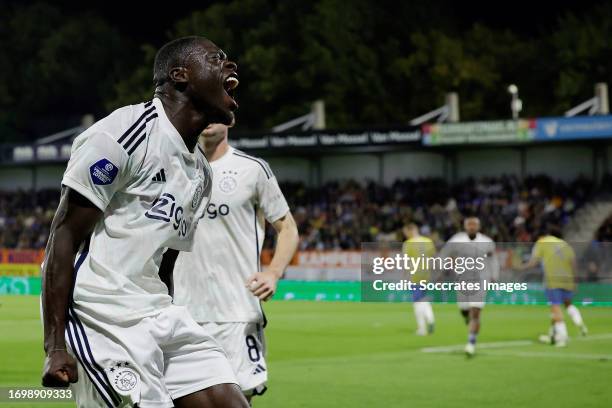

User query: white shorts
[201,322,267,397]
[65,304,237,408]
[458,301,485,310]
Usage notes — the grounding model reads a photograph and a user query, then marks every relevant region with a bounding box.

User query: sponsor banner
[1,249,44,264]
[422,120,536,145]
[284,267,359,282]
[7,128,421,164]
[0,249,44,277]
[275,280,361,301]
[296,251,360,268]
[261,250,360,269]
[0,277,41,295]
[231,128,421,150]
[535,115,612,141]
[1,277,610,305]
[0,264,41,277]
[263,250,360,281]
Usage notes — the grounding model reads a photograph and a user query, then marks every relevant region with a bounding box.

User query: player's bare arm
[247,212,298,301]
[41,188,102,387]
[517,256,539,271]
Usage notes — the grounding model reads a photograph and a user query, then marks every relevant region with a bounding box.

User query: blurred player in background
[402,223,436,336]
[439,217,498,357]
[519,225,587,347]
[174,123,299,402]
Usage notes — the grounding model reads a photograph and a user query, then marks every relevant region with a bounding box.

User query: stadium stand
[0,189,59,249]
[276,175,601,250]
[2,175,609,251]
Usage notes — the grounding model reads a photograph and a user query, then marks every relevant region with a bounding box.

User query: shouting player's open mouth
[223,73,239,111]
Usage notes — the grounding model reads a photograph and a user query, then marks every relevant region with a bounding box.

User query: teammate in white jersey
[174,123,299,401]
[41,37,249,407]
[439,217,498,357]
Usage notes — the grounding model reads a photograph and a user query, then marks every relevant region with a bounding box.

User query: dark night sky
[4,0,607,45]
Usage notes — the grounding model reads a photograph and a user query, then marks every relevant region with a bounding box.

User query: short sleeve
[61,131,130,211]
[438,239,455,259]
[531,241,542,260]
[255,165,290,223]
[567,244,576,261]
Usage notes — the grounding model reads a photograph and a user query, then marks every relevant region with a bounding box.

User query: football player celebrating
[41,37,249,407]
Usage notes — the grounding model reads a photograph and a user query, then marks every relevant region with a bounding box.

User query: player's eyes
[209,52,226,62]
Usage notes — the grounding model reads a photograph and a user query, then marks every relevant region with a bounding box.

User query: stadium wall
[0,142,607,189]
[526,146,594,180]
[0,166,64,191]
[383,152,446,181]
[266,157,313,184]
[456,149,521,179]
[0,168,36,190]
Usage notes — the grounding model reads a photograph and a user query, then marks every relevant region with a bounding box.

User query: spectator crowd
[283,175,600,250]
[0,175,608,251]
[0,189,59,249]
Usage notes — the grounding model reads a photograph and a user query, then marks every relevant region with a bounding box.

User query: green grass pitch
[1,296,611,407]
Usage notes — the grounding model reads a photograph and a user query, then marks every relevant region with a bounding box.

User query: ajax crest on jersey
[219,170,238,194]
[90,158,118,185]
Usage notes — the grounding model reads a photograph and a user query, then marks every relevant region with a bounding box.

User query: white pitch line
[572,333,612,341]
[484,351,612,361]
[422,340,533,353]
[421,333,612,354]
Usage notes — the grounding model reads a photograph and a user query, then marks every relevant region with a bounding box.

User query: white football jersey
[443,232,495,256]
[174,146,289,323]
[439,232,499,280]
[61,97,212,323]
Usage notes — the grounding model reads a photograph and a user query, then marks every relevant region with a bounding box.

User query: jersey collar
[210,145,234,168]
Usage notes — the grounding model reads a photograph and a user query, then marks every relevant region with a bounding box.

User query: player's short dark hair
[545,223,562,238]
[153,36,207,87]
[404,222,419,230]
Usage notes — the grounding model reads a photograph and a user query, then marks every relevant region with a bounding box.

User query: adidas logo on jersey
[152,169,166,183]
[252,364,266,375]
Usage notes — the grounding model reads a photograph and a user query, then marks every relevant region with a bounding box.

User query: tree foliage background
[1,1,611,141]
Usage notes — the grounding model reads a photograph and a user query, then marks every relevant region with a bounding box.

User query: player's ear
[169,67,188,84]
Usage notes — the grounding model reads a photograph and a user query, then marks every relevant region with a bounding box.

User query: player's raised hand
[42,350,78,387]
[246,270,279,301]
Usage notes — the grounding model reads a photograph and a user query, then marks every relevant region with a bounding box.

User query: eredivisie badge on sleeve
[89,158,118,185]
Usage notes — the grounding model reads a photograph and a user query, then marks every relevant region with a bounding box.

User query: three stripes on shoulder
[118,101,158,156]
